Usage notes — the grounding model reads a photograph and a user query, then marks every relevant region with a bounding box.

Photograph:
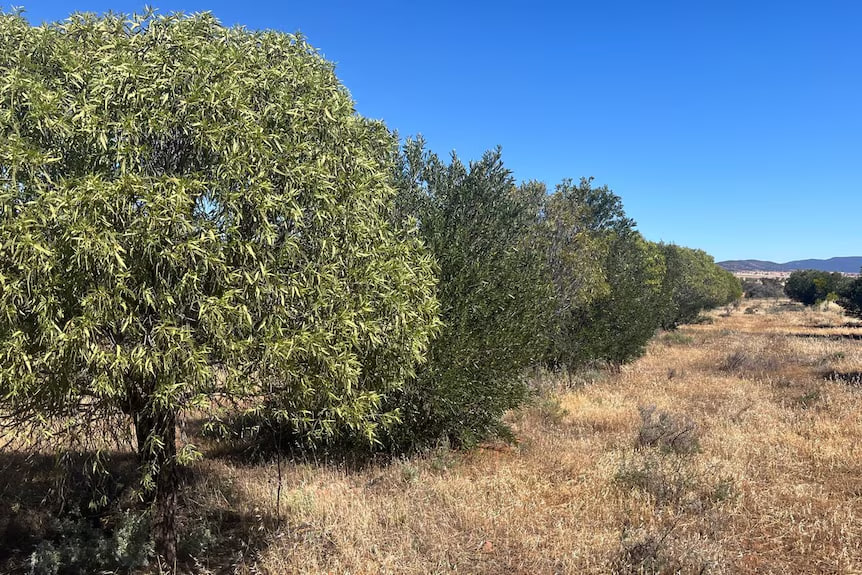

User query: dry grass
[3,299,862,573]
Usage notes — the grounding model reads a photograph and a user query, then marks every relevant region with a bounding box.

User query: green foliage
[385,138,551,449]
[539,178,636,369]
[837,276,862,318]
[29,511,153,575]
[571,232,667,367]
[784,270,851,306]
[657,244,741,328]
[0,9,438,558]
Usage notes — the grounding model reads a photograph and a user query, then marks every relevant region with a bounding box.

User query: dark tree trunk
[134,407,179,569]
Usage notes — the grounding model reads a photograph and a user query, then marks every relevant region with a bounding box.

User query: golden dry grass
[178,300,861,574]
[3,300,862,574]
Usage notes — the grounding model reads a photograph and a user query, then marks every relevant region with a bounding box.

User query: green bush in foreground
[0,10,438,562]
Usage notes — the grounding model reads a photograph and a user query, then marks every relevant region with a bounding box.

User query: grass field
[3,299,861,574]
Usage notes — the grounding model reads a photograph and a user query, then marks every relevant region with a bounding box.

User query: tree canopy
[385,138,551,448]
[0,10,438,562]
[784,270,850,306]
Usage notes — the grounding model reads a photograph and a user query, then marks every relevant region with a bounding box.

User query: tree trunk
[135,407,179,569]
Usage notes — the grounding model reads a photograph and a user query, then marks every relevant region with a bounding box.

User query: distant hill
[719,257,862,274]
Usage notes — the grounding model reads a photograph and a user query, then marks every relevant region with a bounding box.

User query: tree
[574,232,667,368]
[658,244,741,328]
[0,11,438,563]
[784,270,849,306]
[385,138,552,449]
[837,276,862,318]
[538,177,645,369]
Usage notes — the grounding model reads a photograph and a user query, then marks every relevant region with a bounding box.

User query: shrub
[660,331,694,346]
[615,452,694,505]
[837,276,862,318]
[566,231,667,368]
[539,178,640,369]
[658,244,742,328]
[0,10,438,561]
[530,393,570,426]
[784,270,850,306]
[718,350,780,377]
[742,278,785,299]
[384,139,551,449]
[28,511,153,575]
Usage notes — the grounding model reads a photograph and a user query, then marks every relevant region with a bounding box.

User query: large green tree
[658,244,741,328]
[573,232,666,368]
[386,139,551,448]
[0,10,438,563]
[837,275,862,317]
[539,177,637,369]
[784,269,850,306]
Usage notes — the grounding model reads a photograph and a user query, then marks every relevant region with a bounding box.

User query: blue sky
[18,1,862,262]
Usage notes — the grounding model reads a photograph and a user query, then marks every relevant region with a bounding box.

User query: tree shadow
[187,415,397,473]
[803,322,862,330]
[0,449,140,570]
[822,369,862,387]
[792,332,862,341]
[0,446,279,573]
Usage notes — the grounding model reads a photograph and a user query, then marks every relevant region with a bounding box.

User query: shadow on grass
[191,415,405,473]
[792,332,862,342]
[804,322,862,330]
[0,446,278,573]
[822,370,862,387]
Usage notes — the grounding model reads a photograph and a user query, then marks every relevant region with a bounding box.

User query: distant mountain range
[718,257,862,274]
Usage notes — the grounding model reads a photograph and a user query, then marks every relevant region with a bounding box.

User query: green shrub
[784,270,851,306]
[567,231,667,368]
[539,178,636,369]
[657,244,742,328]
[28,511,153,575]
[615,452,693,505]
[838,276,862,318]
[384,139,551,449]
[660,331,694,345]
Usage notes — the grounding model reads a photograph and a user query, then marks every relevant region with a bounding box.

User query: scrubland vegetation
[5,301,862,574]
[782,269,862,318]
[6,10,858,574]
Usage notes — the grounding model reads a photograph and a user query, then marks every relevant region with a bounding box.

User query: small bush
[794,389,822,409]
[660,332,694,346]
[614,523,721,575]
[768,302,806,313]
[636,406,700,455]
[719,350,748,373]
[615,525,680,575]
[709,476,737,504]
[615,452,693,505]
[28,511,153,575]
[532,394,569,426]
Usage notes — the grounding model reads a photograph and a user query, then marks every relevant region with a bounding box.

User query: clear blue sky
[18,1,862,262]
